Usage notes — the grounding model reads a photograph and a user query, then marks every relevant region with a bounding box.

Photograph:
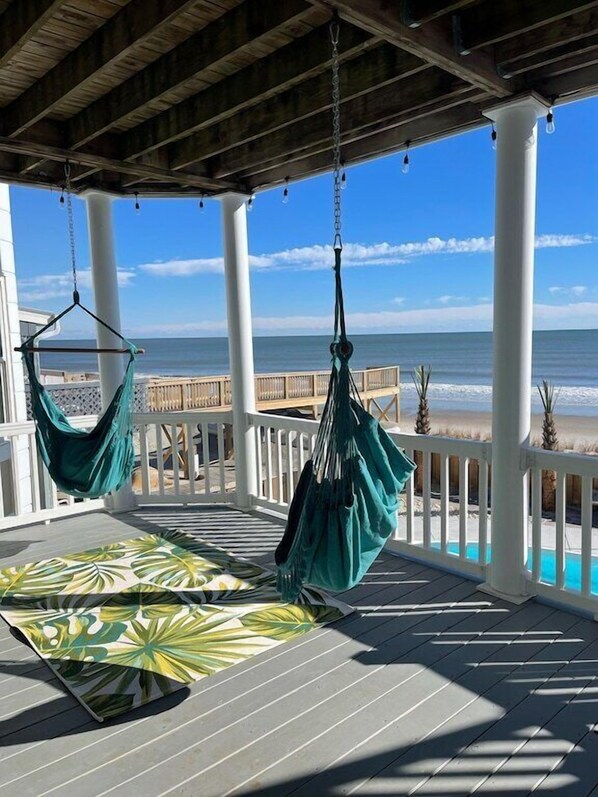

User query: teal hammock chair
[16,161,140,499]
[275,20,416,602]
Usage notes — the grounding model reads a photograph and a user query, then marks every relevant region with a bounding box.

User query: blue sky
[9,96,598,338]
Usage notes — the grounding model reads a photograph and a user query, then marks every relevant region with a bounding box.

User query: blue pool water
[435,542,597,593]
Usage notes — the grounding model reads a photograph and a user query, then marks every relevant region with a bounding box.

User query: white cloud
[548,285,588,297]
[437,295,466,305]
[133,300,598,337]
[392,296,406,305]
[18,269,135,303]
[138,233,595,277]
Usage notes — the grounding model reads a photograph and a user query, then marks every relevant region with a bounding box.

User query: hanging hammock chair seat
[23,346,138,499]
[275,250,416,602]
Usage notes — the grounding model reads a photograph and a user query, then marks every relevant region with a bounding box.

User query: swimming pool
[433,542,598,594]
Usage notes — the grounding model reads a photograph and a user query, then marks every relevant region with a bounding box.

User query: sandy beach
[399,408,598,450]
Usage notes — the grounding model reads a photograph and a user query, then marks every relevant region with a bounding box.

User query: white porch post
[481,94,549,602]
[220,192,257,509]
[85,191,134,511]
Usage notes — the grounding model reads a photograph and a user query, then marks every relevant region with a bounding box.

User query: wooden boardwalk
[1,507,598,796]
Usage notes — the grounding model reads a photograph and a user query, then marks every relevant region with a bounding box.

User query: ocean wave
[401,382,598,407]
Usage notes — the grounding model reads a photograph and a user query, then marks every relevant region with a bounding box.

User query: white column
[0,184,32,513]
[220,192,257,509]
[480,94,549,602]
[85,191,134,511]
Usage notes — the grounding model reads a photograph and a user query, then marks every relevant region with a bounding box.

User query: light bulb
[199,198,205,213]
[402,153,410,174]
[546,110,555,134]
[491,126,497,151]
[340,169,347,189]
[134,193,140,214]
[247,194,254,212]
[282,187,289,204]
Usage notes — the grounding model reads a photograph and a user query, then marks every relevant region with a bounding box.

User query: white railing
[0,409,236,528]
[133,410,235,504]
[524,445,598,616]
[0,416,104,530]
[388,431,491,580]
[248,411,491,581]
[250,412,319,513]
[4,404,598,621]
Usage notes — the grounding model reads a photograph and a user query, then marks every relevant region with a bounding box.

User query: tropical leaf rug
[0,529,352,721]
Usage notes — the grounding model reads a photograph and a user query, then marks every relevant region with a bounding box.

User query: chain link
[330,17,342,251]
[64,160,78,297]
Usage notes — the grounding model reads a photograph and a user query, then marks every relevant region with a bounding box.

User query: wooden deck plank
[0,529,441,792]
[73,584,494,796]
[0,506,597,797]
[356,612,578,795]
[253,602,560,797]
[410,618,598,795]
[2,570,466,796]
[474,648,598,796]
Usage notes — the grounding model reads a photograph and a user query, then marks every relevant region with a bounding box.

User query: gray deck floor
[1,507,598,796]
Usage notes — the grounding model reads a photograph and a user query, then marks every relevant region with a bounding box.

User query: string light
[282,177,289,204]
[59,185,65,205]
[491,122,497,151]
[340,163,347,190]
[546,109,555,134]
[134,192,140,213]
[402,140,411,174]
[247,194,255,211]
[199,196,205,212]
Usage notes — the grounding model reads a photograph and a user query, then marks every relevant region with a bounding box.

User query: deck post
[480,93,549,603]
[220,192,257,509]
[85,191,135,512]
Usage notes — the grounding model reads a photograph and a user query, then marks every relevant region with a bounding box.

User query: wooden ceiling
[0,0,597,197]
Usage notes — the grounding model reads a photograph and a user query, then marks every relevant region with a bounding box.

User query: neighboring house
[0,185,58,514]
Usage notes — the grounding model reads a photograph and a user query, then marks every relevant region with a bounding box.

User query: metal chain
[64,160,78,297]
[330,17,342,251]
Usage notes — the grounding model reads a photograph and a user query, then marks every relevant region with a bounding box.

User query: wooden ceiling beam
[208,68,472,178]
[0,137,241,193]
[308,0,511,96]
[458,0,598,52]
[0,0,66,70]
[536,60,598,99]
[244,101,483,190]
[121,22,373,162]
[495,8,598,66]
[501,33,598,79]
[241,88,484,181]
[1,0,200,138]
[170,45,426,171]
[527,47,598,82]
[402,0,479,27]
[66,0,311,149]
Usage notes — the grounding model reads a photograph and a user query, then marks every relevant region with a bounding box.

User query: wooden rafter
[170,45,427,171]
[308,0,512,97]
[459,0,598,52]
[0,0,200,138]
[66,0,313,149]
[402,0,480,27]
[244,100,483,189]
[209,70,472,179]
[120,23,374,162]
[0,0,66,70]
[495,7,598,66]
[0,137,241,193]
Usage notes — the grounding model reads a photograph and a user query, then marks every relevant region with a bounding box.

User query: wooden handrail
[145,365,400,414]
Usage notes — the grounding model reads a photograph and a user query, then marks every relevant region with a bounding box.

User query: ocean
[38,329,598,416]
